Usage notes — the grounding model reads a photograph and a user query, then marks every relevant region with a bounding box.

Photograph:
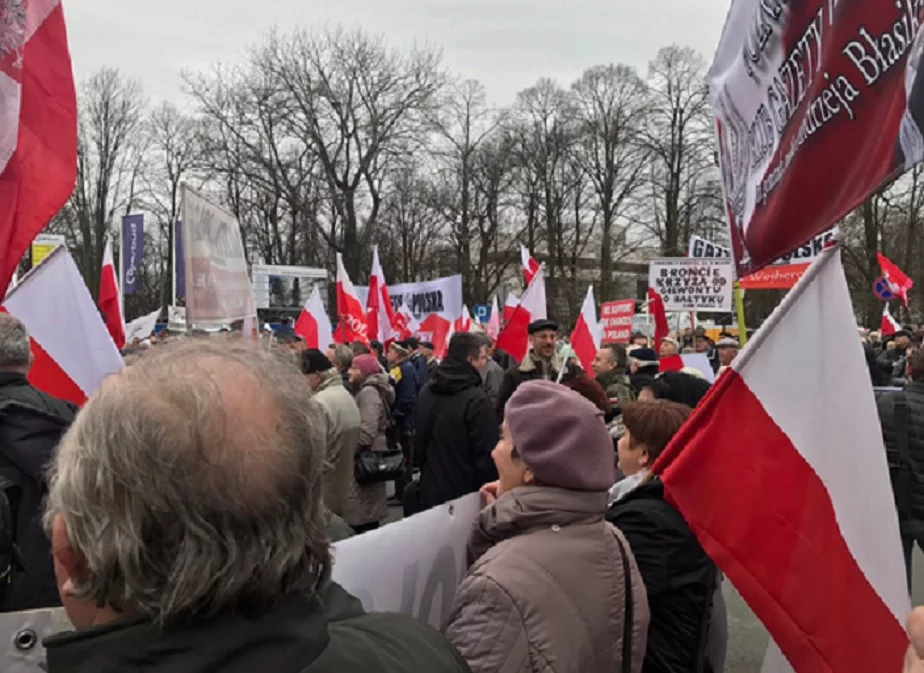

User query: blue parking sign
[472,304,490,323]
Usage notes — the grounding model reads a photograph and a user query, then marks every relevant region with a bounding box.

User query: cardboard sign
[600,300,636,344]
[649,258,735,313]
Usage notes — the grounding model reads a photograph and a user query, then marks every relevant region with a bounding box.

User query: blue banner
[175,220,185,301]
[121,214,145,295]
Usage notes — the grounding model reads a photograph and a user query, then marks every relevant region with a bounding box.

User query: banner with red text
[356,275,462,356]
[711,0,924,276]
[600,300,636,344]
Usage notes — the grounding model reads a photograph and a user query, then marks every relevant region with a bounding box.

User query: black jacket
[44,581,472,673]
[877,382,924,523]
[495,351,581,418]
[390,360,419,433]
[0,373,76,612]
[415,358,499,510]
[630,369,658,396]
[607,479,718,673]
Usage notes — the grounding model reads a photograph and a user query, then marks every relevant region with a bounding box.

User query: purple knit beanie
[353,354,382,379]
[505,380,615,492]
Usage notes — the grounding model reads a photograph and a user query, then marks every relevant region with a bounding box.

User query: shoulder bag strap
[612,532,635,673]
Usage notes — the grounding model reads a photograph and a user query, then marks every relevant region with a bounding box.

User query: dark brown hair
[910,347,924,383]
[621,400,692,462]
[564,374,611,415]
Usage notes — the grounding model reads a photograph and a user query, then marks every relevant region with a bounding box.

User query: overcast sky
[65,0,731,107]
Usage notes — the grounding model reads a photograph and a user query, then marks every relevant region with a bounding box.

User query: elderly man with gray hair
[39,341,469,673]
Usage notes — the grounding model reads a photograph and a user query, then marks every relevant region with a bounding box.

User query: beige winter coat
[445,486,649,673]
[343,373,395,528]
[314,370,362,518]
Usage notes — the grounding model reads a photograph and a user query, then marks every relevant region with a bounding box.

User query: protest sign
[167,305,187,332]
[180,186,255,325]
[600,300,636,344]
[649,258,734,313]
[711,0,924,276]
[333,493,480,628]
[124,307,162,344]
[357,275,463,356]
[121,214,144,296]
[30,234,64,267]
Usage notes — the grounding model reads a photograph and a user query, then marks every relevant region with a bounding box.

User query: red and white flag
[99,238,125,350]
[570,286,600,374]
[654,244,909,673]
[520,244,540,285]
[365,246,397,343]
[647,288,669,351]
[3,246,123,406]
[335,253,368,345]
[393,304,420,341]
[454,304,472,334]
[881,303,901,337]
[503,292,520,324]
[486,296,501,340]
[878,252,914,307]
[496,266,547,363]
[0,0,77,297]
[294,286,333,349]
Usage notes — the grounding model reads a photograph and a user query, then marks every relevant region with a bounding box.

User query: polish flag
[393,304,420,341]
[654,245,909,673]
[454,304,472,334]
[520,244,540,285]
[0,0,78,296]
[294,286,333,349]
[570,286,600,374]
[365,246,397,343]
[497,266,548,363]
[647,288,669,351]
[2,247,123,406]
[878,252,914,306]
[335,253,369,345]
[486,296,501,340]
[503,293,520,324]
[881,303,901,337]
[99,238,125,350]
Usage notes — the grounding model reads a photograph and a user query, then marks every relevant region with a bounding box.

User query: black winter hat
[528,319,558,335]
[300,349,333,374]
[631,347,658,363]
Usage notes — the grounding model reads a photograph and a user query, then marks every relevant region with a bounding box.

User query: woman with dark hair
[638,371,711,409]
[607,401,724,673]
[564,374,613,418]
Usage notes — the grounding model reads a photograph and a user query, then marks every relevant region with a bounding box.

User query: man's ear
[523,467,536,485]
[638,448,651,469]
[51,515,86,594]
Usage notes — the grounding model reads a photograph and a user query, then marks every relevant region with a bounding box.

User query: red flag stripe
[657,370,906,672]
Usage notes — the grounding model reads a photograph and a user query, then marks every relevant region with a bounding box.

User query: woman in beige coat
[343,354,395,533]
[444,380,649,673]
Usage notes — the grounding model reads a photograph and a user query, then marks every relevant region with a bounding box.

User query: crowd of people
[4,310,924,672]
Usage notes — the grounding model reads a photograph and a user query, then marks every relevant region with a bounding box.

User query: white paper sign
[124,308,162,344]
[649,258,734,313]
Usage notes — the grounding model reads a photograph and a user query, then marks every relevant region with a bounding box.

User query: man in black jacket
[415,333,499,511]
[0,314,76,612]
[877,347,924,589]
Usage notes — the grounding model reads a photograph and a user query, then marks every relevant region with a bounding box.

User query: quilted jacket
[444,486,649,673]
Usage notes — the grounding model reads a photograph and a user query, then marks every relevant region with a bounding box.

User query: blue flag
[121,214,144,295]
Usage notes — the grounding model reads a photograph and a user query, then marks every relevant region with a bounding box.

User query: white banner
[356,275,463,323]
[180,186,255,324]
[688,230,836,266]
[124,308,162,344]
[649,258,735,313]
[0,494,481,671]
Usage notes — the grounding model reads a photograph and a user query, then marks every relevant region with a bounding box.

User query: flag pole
[171,220,177,308]
[117,220,125,322]
[734,281,748,348]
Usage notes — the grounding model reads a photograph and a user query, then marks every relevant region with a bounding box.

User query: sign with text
[711,0,924,276]
[180,186,255,325]
[251,264,327,310]
[30,234,64,267]
[649,258,734,313]
[121,214,145,295]
[600,300,636,344]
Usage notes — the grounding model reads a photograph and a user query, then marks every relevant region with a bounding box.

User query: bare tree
[263,27,447,277]
[53,68,145,296]
[571,64,649,300]
[640,46,714,256]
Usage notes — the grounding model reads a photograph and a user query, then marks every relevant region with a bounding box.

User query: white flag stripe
[4,248,123,395]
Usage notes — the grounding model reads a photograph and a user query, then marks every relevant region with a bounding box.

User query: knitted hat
[300,349,333,374]
[505,380,614,492]
[353,354,381,379]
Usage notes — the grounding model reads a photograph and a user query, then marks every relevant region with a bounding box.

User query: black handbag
[354,448,406,486]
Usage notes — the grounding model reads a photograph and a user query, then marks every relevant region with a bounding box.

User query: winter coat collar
[470,486,608,563]
[315,368,345,393]
[518,350,563,375]
[43,594,329,673]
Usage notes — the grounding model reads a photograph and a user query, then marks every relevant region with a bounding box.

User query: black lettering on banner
[417,545,458,627]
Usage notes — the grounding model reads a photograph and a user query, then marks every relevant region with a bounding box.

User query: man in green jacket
[593,343,635,406]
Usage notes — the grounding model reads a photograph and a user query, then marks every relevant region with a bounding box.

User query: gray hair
[44,340,331,626]
[328,343,353,371]
[0,313,31,370]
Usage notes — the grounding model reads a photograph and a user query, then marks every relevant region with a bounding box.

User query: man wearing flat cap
[715,337,740,377]
[496,318,579,417]
[420,341,439,379]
